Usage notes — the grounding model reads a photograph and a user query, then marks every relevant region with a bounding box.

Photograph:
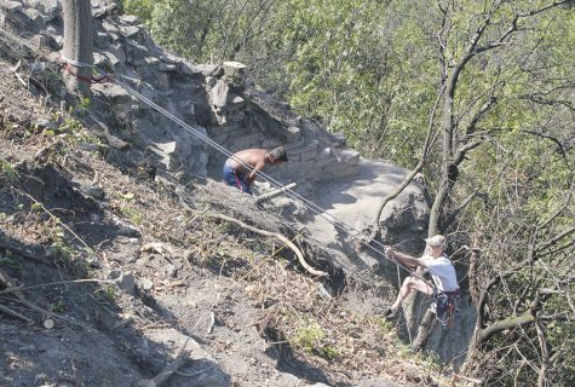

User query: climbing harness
[433,288,459,328]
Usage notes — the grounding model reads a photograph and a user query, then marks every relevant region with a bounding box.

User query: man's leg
[237,172,252,194]
[388,277,433,314]
[223,166,240,188]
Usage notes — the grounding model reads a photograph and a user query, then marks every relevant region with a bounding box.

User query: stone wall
[205,64,360,192]
[0,0,359,191]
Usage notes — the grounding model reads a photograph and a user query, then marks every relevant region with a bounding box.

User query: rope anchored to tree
[60,56,112,84]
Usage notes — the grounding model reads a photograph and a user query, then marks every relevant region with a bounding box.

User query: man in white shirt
[383,235,459,318]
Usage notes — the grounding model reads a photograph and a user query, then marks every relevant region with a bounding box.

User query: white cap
[425,235,446,248]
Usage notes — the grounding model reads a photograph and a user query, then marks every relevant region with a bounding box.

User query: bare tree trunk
[62,0,93,97]
[411,307,436,351]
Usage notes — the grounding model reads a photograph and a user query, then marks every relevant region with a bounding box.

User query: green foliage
[120,206,142,225]
[50,299,66,313]
[47,224,77,264]
[120,0,438,165]
[293,319,339,360]
[0,159,19,183]
[50,241,73,261]
[122,0,154,20]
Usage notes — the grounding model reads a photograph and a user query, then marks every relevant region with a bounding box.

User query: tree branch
[536,226,575,252]
[476,311,535,344]
[522,130,567,158]
[441,189,480,230]
[370,83,445,240]
[208,212,328,277]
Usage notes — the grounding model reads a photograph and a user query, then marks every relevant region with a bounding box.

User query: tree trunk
[411,307,436,351]
[62,0,93,97]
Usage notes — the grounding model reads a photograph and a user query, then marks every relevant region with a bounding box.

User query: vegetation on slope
[121,1,575,385]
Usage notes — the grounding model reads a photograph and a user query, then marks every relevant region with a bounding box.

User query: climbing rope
[397,264,413,342]
[60,55,437,292]
[115,75,436,286]
[61,56,112,84]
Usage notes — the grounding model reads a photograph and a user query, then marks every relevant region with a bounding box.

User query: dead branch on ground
[0,233,53,266]
[254,182,296,204]
[208,212,328,277]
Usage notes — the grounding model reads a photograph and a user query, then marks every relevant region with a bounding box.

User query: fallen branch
[209,212,327,277]
[0,278,114,296]
[254,183,296,204]
[0,303,34,324]
[0,234,52,266]
[10,59,27,87]
[271,233,303,257]
[452,373,484,385]
[135,338,190,387]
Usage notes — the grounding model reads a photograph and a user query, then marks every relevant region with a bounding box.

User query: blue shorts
[223,165,251,194]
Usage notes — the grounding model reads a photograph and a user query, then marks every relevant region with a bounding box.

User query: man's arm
[384,247,426,270]
[247,160,265,183]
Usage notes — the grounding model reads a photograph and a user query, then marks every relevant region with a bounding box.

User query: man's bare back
[225,148,268,177]
[223,147,288,194]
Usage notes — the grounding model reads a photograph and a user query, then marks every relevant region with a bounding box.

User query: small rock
[108,270,121,280]
[111,217,141,238]
[125,238,140,245]
[332,132,347,147]
[34,373,51,386]
[83,185,105,200]
[2,1,23,12]
[123,25,141,38]
[164,264,177,278]
[109,270,136,295]
[121,15,139,24]
[43,319,55,330]
[139,278,154,291]
[158,62,177,72]
[85,257,101,269]
[316,283,332,300]
[30,61,46,74]
[78,142,100,152]
[34,118,58,131]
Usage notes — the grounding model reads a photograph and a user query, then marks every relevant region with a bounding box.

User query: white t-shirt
[420,254,459,292]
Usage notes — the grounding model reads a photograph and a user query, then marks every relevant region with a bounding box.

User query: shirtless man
[223,146,288,194]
